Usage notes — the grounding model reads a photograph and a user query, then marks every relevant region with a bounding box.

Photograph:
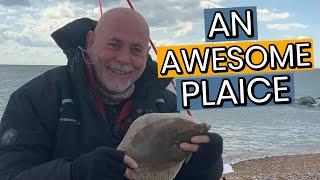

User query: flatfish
[117,113,211,180]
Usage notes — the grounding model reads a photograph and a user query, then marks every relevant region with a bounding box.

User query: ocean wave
[223,164,234,174]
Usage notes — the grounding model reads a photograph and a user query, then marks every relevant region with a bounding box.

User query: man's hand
[71,146,138,180]
[179,135,210,152]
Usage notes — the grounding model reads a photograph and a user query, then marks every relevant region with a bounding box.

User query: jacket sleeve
[0,86,72,180]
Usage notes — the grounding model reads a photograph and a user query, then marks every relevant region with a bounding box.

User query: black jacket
[0,18,223,180]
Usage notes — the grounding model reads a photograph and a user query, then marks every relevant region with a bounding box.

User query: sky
[0,0,318,67]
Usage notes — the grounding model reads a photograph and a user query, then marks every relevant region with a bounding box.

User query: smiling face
[86,8,150,93]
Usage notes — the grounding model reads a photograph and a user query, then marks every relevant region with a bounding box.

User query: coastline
[221,153,320,180]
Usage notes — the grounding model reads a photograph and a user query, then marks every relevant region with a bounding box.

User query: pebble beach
[221,153,320,180]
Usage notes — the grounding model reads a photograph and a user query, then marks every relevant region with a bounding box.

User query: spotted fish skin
[117,113,211,180]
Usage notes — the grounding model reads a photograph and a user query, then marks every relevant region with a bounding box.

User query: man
[0,8,223,180]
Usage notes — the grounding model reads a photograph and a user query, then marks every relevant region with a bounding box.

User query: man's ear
[86,31,95,50]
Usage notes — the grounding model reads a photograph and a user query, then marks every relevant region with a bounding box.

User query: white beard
[100,61,143,93]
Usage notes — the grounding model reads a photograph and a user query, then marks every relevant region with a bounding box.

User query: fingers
[180,143,199,152]
[124,168,134,180]
[123,155,138,170]
[191,135,210,144]
[180,135,210,152]
[123,155,137,179]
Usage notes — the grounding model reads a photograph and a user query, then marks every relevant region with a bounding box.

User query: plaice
[117,113,211,180]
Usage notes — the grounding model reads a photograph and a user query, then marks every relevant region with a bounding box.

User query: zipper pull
[113,107,118,119]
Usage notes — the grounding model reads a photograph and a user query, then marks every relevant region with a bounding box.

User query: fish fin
[185,153,192,163]
[133,160,185,180]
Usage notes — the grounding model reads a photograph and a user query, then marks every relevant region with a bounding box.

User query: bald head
[95,7,150,43]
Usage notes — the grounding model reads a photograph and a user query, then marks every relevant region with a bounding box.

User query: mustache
[106,61,134,73]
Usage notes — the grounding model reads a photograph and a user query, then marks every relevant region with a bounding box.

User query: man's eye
[108,43,120,49]
[132,47,142,53]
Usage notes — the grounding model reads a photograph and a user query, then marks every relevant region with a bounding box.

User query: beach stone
[223,153,320,180]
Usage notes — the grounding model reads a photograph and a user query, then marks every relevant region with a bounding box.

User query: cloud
[2,30,55,47]
[153,39,175,47]
[3,0,210,39]
[200,0,223,9]
[282,35,310,40]
[0,0,125,6]
[40,2,99,18]
[0,2,101,47]
[149,39,177,61]
[0,0,228,65]
[175,22,193,37]
[131,1,205,28]
[1,0,219,43]
[0,6,18,15]
[0,24,11,31]
[257,9,290,21]
[60,0,139,6]
[151,21,193,37]
[0,42,66,65]
[0,0,30,6]
[296,36,309,39]
[267,23,307,31]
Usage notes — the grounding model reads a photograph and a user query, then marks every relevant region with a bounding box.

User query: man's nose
[115,48,131,64]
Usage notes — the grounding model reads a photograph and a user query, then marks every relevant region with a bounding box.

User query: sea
[0,65,319,172]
